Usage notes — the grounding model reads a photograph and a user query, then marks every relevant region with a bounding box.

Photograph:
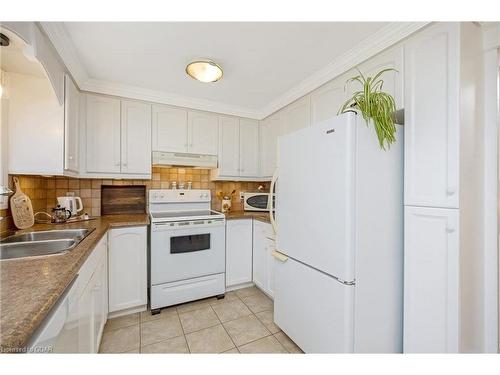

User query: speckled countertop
[0,214,149,352]
[224,210,271,223]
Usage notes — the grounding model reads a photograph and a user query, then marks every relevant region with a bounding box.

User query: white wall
[0,71,9,209]
[7,72,64,175]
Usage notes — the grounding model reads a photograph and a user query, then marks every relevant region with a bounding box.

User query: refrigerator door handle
[270,168,278,233]
[272,250,288,262]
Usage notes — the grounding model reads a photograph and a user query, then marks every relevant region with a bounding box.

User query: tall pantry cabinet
[403,22,485,353]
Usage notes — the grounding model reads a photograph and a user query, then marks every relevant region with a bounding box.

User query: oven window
[170,234,211,254]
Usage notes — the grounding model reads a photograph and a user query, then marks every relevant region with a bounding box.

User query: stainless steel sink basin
[0,229,93,244]
[0,228,95,260]
[0,239,77,260]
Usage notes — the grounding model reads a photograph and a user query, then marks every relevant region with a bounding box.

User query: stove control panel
[149,189,211,203]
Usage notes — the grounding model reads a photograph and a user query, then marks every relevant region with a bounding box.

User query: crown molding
[38,22,89,86]
[41,21,429,120]
[81,78,263,119]
[259,22,430,119]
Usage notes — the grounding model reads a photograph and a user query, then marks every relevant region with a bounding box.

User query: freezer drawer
[273,255,354,353]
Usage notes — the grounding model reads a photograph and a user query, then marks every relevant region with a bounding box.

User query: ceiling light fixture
[185,59,223,83]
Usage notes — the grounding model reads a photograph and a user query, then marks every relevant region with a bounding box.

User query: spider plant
[338,68,398,150]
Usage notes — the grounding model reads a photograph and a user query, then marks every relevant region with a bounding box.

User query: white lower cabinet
[225,219,253,287]
[252,220,275,298]
[78,235,108,353]
[403,206,459,353]
[108,226,147,314]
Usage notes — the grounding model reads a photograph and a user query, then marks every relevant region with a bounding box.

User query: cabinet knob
[446,187,456,196]
[69,156,73,160]
[123,163,128,167]
[446,226,455,233]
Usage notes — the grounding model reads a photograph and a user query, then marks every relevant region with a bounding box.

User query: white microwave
[243,192,275,212]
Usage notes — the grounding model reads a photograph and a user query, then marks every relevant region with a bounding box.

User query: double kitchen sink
[0,228,95,260]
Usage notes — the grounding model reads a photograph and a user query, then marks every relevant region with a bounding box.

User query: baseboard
[107,305,147,319]
[226,282,255,292]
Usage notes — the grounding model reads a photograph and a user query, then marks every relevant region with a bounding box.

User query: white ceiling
[58,22,389,115]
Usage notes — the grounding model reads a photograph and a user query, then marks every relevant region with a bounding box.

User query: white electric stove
[149,189,226,314]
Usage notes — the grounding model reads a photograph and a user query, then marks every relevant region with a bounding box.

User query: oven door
[151,221,226,285]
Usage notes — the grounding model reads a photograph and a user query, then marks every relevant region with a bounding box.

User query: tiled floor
[99,286,302,354]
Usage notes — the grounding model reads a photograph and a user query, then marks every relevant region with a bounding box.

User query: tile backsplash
[0,168,269,234]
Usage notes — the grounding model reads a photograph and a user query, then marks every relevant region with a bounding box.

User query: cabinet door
[121,100,152,175]
[404,23,460,208]
[152,105,188,153]
[78,277,93,353]
[108,226,147,313]
[282,95,311,134]
[252,221,267,292]
[226,220,253,287]
[239,119,260,177]
[260,114,283,177]
[188,110,218,155]
[92,252,107,351]
[64,75,80,173]
[310,73,350,126]
[85,94,121,173]
[218,116,240,176]
[404,206,459,353]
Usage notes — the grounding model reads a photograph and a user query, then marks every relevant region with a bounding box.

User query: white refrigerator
[270,113,404,353]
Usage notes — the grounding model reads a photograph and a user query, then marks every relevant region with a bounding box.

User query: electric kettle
[57,196,84,216]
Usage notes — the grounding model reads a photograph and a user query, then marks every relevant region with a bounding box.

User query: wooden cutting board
[101,185,146,215]
[10,176,35,229]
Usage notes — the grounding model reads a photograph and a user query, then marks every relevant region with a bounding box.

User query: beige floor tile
[99,325,140,353]
[178,306,220,333]
[211,299,252,323]
[185,325,235,353]
[141,315,184,346]
[209,291,239,306]
[238,335,288,354]
[141,336,189,353]
[235,286,262,299]
[104,313,140,332]
[123,348,140,353]
[140,306,178,323]
[221,348,240,354]
[255,310,281,334]
[223,315,271,346]
[176,298,213,314]
[274,332,303,353]
[241,293,273,314]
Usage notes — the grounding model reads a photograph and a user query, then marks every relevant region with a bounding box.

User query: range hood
[152,151,218,168]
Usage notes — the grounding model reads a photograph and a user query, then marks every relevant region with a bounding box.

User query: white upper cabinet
[188,110,218,155]
[212,117,260,180]
[282,95,311,134]
[85,94,152,177]
[217,116,240,176]
[152,107,218,156]
[404,206,459,353]
[64,75,80,174]
[260,114,283,177]
[239,119,260,177]
[85,94,122,174]
[152,105,188,153]
[404,23,460,208]
[121,100,151,175]
[357,46,403,109]
[311,74,350,126]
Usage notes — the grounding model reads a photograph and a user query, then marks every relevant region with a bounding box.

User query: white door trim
[482,23,500,353]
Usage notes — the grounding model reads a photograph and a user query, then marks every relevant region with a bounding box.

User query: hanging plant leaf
[338,68,398,150]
